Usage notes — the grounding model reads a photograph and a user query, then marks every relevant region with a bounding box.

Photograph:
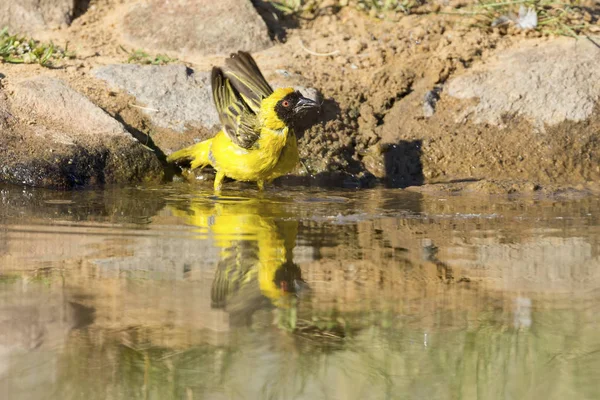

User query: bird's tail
[167,139,213,170]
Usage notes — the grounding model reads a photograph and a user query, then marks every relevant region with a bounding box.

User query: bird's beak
[294,97,320,114]
[293,279,310,297]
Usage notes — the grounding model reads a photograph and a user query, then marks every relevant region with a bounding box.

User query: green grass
[467,0,594,36]
[269,0,319,14]
[355,0,421,15]
[0,27,73,67]
[268,0,422,17]
[121,47,178,65]
[268,0,593,33]
[0,274,19,284]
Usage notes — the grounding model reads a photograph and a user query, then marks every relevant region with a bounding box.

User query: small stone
[423,86,442,118]
[363,152,386,179]
[410,27,427,42]
[295,87,321,104]
[335,56,348,64]
[347,39,365,55]
[276,69,292,78]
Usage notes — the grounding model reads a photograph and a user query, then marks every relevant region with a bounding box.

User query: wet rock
[0,77,164,189]
[120,0,271,57]
[447,38,600,128]
[0,0,74,34]
[93,64,220,132]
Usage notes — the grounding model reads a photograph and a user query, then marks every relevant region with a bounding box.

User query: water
[1,183,599,400]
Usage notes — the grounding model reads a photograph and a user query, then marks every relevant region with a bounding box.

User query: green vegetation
[468,0,594,36]
[269,0,422,17]
[355,0,421,15]
[121,47,178,65]
[269,0,317,14]
[0,273,19,284]
[0,27,73,67]
[268,0,594,34]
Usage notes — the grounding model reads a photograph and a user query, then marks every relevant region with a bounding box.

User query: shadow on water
[2,184,600,399]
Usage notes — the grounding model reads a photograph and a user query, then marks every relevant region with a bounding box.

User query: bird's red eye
[282,100,290,107]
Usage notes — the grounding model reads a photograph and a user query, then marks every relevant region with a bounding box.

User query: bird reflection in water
[170,195,307,327]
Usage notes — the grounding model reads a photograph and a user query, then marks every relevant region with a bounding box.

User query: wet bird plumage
[167,51,319,191]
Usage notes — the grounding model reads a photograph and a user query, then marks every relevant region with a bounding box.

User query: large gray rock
[447,38,600,128]
[0,0,74,34]
[93,64,220,132]
[121,0,272,57]
[0,76,164,189]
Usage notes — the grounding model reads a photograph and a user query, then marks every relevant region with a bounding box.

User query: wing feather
[223,51,273,114]
[210,241,259,309]
[211,67,260,149]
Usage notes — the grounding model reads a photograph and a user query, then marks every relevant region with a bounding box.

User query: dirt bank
[1,0,599,190]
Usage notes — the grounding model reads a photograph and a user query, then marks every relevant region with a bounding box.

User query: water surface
[1,183,599,400]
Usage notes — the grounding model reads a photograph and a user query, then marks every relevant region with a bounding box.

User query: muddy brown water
[0,183,599,400]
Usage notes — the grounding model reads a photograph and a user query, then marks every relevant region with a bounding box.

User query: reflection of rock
[92,234,220,280]
[1,188,600,398]
[0,185,170,269]
[0,185,167,222]
[85,254,232,334]
[0,226,229,337]
[513,297,532,329]
[457,237,600,292]
[0,280,94,398]
[0,77,163,188]
[0,0,74,34]
[120,0,271,58]
[93,65,220,133]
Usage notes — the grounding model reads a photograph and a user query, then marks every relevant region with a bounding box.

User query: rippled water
[1,183,599,400]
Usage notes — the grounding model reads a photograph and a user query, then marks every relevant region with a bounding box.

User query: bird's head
[260,88,321,131]
[272,261,309,298]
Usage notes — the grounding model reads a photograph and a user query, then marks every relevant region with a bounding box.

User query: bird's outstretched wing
[223,51,274,114]
[211,67,260,149]
[210,241,260,309]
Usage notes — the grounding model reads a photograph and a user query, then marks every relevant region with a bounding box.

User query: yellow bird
[169,196,306,311]
[167,51,320,191]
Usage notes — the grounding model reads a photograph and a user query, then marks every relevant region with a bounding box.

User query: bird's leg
[257,180,265,191]
[214,171,225,192]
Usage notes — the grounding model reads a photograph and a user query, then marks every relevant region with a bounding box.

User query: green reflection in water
[0,184,599,400]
